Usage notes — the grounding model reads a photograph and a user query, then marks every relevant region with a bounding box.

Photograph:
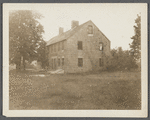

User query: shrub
[105,47,138,71]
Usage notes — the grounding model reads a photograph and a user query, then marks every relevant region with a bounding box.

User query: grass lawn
[9,70,141,110]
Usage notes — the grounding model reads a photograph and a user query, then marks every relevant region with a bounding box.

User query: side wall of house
[47,40,68,71]
[65,21,111,73]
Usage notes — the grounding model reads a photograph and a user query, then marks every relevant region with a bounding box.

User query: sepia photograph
[3,3,148,117]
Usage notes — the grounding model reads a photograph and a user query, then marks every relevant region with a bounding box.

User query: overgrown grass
[9,70,141,110]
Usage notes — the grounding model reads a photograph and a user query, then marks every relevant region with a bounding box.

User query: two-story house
[46,20,111,73]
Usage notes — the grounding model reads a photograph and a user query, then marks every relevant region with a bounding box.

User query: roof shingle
[46,20,90,46]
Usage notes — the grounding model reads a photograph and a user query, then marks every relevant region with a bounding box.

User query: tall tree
[9,10,44,70]
[36,40,49,69]
[130,14,141,61]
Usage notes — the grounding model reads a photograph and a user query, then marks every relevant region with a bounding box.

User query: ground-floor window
[51,57,64,69]
[78,58,83,67]
[99,58,103,67]
[51,59,53,69]
[58,58,60,67]
[62,58,64,66]
[54,58,56,69]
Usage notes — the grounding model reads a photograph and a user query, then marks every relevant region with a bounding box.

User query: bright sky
[8,3,146,50]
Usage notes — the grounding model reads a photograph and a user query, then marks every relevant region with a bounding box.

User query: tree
[36,40,49,69]
[130,14,141,61]
[105,15,141,71]
[105,47,137,71]
[9,10,45,71]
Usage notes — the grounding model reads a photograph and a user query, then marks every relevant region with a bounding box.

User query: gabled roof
[46,20,91,46]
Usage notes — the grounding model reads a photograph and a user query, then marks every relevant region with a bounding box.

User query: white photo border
[3,3,148,117]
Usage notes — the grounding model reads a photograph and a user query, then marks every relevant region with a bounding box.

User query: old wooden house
[46,20,111,73]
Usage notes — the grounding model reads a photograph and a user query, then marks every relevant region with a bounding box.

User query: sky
[9,3,146,50]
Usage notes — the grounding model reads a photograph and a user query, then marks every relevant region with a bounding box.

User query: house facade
[46,20,111,73]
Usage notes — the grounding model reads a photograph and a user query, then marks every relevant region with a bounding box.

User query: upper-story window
[53,44,55,52]
[62,41,64,50]
[51,45,53,53]
[56,43,57,52]
[99,42,103,51]
[88,25,93,35]
[58,42,60,51]
[78,41,83,50]
[49,46,51,53]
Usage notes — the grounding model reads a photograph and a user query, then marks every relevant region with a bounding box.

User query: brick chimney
[59,27,64,35]
[71,20,79,29]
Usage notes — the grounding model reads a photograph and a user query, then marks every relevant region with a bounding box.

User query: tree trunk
[16,56,21,72]
[16,62,21,71]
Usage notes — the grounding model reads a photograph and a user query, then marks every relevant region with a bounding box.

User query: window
[58,42,60,51]
[54,44,56,52]
[52,45,54,53]
[56,43,57,52]
[51,45,53,53]
[54,58,56,69]
[62,41,64,50]
[99,42,103,51]
[53,44,54,52]
[99,58,103,67]
[78,58,83,67]
[62,58,64,66]
[60,42,62,50]
[49,46,50,53]
[88,25,93,34]
[51,59,53,69]
[78,41,83,50]
[58,58,60,66]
